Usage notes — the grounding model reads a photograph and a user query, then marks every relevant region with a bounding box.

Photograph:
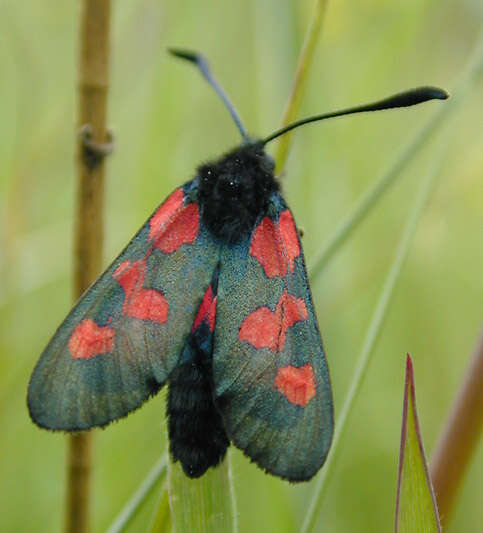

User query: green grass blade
[106,455,167,533]
[274,0,329,173]
[148,481,171,533]
[301,127,450,533]
[168,455,237,533]
[309,27,483,283]
[395,355,441,533]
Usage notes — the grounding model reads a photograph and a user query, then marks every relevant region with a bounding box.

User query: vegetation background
[0,0,481,531]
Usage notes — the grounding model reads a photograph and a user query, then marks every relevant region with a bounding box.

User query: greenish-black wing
[213,193,333,481]
[28,182,220,430]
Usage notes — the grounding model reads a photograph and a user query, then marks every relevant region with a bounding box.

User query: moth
[28,49,447,481]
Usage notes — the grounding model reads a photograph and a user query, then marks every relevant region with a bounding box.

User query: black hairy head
[198,142,279,243]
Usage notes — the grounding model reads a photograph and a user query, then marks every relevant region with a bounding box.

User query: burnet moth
[27,50,448,481]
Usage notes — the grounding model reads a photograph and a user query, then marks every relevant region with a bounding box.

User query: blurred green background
[0,1,481,531]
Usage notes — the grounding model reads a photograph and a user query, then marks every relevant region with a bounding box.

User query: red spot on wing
[250,210,300,278]
[113,259,169,323]
[69,319,115,359]
[153,202,199,253]
[192,285,217,332]
[149,189,199,254]
[239,306,279,349]
[238,291,308,352]
[278,210,300,272]
[274,364,316,407]
[113,260,143,297]
[149,188,184,239]
[124,289,169,323]
[250,217,282,277]
[278,291,309,335]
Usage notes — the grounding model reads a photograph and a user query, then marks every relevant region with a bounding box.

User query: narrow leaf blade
[395,355,441,533]
[168,457,236,533]
[149,483,171,533]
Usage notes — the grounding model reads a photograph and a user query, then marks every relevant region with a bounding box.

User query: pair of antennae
[169,48,448,145]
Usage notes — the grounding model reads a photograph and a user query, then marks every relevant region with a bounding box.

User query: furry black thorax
[197,141,279,243]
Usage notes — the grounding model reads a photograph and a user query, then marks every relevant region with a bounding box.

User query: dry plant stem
[430,329,483,528]
[66,435,93,533]
[66,2,112,533]
[275,0,329,173]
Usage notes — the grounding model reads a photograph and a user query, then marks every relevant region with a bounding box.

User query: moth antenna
[169,48,250,142]
[262,86,449,145]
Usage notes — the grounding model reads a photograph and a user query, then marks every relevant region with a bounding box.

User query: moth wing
[213,194,333,481]
[28,183,220,430]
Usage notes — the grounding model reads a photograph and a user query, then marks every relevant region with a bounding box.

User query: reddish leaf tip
[405,353,414,381]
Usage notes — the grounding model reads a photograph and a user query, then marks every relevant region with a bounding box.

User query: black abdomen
[167,323,229,478]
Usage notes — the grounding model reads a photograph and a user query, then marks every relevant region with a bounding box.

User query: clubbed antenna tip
[262,85,449,145]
